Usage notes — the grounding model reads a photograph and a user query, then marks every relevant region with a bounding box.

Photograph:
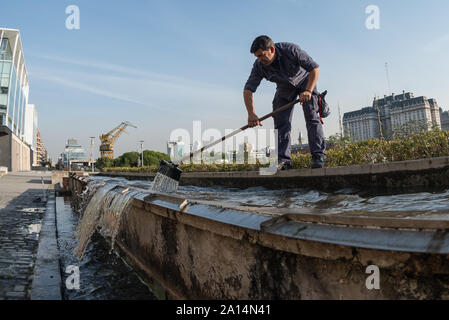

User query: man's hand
[248,112,262,127]
[299,91,312,104]
[300,67,319,104]
[244,90,261,127]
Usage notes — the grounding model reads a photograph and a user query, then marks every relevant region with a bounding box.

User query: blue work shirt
[244,42,319,93]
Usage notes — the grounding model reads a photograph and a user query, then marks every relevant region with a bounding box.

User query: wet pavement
[0,171,50,300]
[0,172,156,300]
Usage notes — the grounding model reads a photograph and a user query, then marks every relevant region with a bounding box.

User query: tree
[393,120,428,139]
[142,150,170,166]
[95,157,114,170]
[117,152,140,167]
[97,149,170,169]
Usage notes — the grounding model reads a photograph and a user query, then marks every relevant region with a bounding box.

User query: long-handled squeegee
[151,98,302,193]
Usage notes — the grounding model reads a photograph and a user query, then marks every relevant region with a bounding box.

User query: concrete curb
[97,156,449,191]
[30,191,63,300]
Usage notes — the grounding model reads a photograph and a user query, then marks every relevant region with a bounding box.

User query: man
[243,35,326,169]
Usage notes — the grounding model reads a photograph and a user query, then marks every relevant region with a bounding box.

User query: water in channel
[91,176,449,219]
[56,196,156,300]
[60,175,449,299]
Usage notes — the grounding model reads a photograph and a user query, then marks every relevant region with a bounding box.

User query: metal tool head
[157,160,183,182]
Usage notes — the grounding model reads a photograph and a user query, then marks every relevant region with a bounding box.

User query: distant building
[239,142,253,153]
[167,139,185,161]
[343,91,441,142]
[62,138,88,166]
[24,104,38,166]
[440,108,449,131]
[292,131,310,154]
[0,28,38,171]
[36,130,50,166]
[298,131,305,145]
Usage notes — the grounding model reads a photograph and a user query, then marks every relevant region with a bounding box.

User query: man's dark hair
[250,35,274,54]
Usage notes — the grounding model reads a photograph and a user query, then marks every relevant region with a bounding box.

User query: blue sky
[1,0,449,161]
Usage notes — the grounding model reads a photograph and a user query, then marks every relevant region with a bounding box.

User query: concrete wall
[99,156,449,194]
[0,125,31,171]
[0,166,7,178]
[71,176,449,300]
[11,130,30,171]
[0,128,11,169]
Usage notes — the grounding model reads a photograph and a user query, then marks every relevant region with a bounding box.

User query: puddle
[27,223,41,234]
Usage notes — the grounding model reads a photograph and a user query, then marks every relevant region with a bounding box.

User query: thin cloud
[31,73,173,113]
[28,54,249,117]
[423,34,449,53]
[29,53,223,89]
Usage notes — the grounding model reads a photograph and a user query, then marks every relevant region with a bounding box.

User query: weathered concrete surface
[0,126,31,172]
[0,167,7,177]
[30,192,62,300]
[98,156,449,192]
[71,176,449,299]
[52,171,96,196]
[0,171,50,300]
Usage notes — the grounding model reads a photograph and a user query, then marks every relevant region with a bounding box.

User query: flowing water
[56,196,155,300]
[60,175,449,299]
[150,172,179,193]
[89,176,449,219]
[74,180,147,259]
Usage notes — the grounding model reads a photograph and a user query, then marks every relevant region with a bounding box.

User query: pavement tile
[0,172,51,300]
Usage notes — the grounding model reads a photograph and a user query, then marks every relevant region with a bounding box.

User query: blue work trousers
[272,87,326,164]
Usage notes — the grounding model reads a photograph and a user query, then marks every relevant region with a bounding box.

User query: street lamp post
[90,136,95,172]
[140,140,144,167]
[67,150,71,173]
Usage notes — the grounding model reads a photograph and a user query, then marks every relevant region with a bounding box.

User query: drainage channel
[55,196,156,300]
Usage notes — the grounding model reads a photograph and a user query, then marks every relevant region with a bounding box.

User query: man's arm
[244,89,262,127]
[243,62,263,127]
[305,67,319,93]
[288,43,320,103]
[300,67,320,104]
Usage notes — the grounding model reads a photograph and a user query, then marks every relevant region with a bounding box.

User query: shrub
[100,128,449,172]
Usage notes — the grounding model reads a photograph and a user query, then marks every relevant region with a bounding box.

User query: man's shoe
[311,155,325,169]
[277,161,293,171]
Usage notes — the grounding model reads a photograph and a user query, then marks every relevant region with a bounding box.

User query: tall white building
[343,92,441,142]
[24,103,38,165]
[440,108,449,131]
[0,28,38,171]
[167,139,185,161]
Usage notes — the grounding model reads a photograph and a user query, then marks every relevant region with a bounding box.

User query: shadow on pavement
[0,188,47,299]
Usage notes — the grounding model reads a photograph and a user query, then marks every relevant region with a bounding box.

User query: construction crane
[99,121,137,159]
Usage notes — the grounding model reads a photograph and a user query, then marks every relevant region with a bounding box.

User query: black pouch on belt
[318,90,330,120]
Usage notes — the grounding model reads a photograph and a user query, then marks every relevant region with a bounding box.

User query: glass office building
[62,139,88,166]
[0,28,35,171]
[0,29,30,137]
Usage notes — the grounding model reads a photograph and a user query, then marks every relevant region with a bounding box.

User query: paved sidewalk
[0,171,51,300]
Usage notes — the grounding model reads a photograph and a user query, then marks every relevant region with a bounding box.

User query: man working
[243,35,326,169]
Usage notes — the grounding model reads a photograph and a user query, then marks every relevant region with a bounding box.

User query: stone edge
[30,191,62,300]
